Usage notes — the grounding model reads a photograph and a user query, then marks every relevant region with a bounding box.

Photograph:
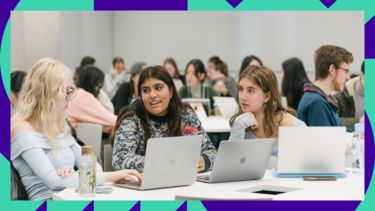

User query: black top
[112,82,135,115]
[148,113,168,123]
[178,74,186,85]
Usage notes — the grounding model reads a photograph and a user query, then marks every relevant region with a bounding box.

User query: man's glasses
[336,66,350,74]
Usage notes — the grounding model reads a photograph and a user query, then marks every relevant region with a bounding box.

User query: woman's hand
[235,112,258,129]
[57,168,75,178]
[108,169,143,184]
[198,156,205,173]
[245,112,258,129]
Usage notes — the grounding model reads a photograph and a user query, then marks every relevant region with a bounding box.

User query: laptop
[182,98,211,118]
[197,138,276,183]
[213,97,238,118]
[276,127,346,177]
[114,135,202,190]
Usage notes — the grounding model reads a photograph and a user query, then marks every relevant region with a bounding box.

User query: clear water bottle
[352,123,364,174]
[78,146,96,197]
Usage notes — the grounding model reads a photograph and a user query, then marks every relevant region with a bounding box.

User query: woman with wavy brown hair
[229,65,305,140]
[229,65,305,168]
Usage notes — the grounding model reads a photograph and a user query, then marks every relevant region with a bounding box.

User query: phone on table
[303,176,337,181]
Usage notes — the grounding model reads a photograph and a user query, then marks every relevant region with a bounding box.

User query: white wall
[11,11,60,71]
[113,11,363,77]
[11,11,363,82]
[11,11,113,72]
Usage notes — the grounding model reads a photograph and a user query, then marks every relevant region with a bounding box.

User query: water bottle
[352,123,364,174]
[78,146,96,197]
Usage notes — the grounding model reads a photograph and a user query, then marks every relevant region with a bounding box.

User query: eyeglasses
[336,66,350,74]
[66,86,76,101]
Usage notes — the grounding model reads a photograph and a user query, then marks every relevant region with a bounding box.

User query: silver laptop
[197,138,275,183]
[277,127,346,175]
[213,96,238,118]
[181,98,211,117]
[115,135,202,190]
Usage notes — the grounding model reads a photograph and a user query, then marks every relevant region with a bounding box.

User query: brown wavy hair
[111,66,191,151]
[314,45,353,80]
[229,65,295,137]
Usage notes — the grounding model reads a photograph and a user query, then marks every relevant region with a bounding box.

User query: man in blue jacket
[297,45,353,126]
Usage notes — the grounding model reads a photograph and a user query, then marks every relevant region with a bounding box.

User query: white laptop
[213,97,238,118]
[276,127,346,177]
[182,98,211,118]
[197,138,275,183]
[115,135,202,190]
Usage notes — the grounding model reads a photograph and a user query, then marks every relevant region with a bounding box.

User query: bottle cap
[82,146,93,155]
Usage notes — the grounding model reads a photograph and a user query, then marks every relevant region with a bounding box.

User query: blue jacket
[297,83,341,126]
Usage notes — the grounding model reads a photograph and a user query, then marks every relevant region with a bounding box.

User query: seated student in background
[297,45,353,126]
[163,57,185,90]
[207,56,237,97]
[229,65,305,167]
[104,57,129,99]
[281,57,311,110]
[67,65,117,133]
[11,58,141,200]
[335,61,364,131]
[75,56,114,113]
[11,70,27,112]
[111,66,217,173]
[74,56,96,81]
[179,59,218,112]
[112,61,147,115]
[239,55,263,76]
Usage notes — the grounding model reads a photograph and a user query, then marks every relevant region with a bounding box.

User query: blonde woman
[229,65,306,167]
[11,58,141,200]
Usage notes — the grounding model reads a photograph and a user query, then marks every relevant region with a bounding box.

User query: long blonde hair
[230,65,295,137]
[11,58,73,148]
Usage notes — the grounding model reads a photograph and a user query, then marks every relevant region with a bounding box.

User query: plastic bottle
[352,123,364,174]
[78,146,96,196]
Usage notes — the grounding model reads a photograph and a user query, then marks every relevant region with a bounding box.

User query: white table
[200,116,231,133]
[53,170,364,200]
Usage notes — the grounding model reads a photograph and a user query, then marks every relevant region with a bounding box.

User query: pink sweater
[67,88,117,133]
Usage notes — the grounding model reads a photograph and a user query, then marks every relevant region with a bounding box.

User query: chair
[76,123,103,165]
[103,144,114,171]
[11,163,28,200]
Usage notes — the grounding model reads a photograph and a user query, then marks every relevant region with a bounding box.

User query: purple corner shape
[176,201,187,211]
[0,0,18,162]
[130,201,140,211]
[0,70,10,161]
[364,112,375,192]
[83,201,94,211]
[365,16,375,59]
[227,0,243,8]
[36,201,47,211]
[94,0,187,11]
[320,0,337,8]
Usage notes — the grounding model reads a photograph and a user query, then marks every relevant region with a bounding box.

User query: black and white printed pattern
[112,108,217,172]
